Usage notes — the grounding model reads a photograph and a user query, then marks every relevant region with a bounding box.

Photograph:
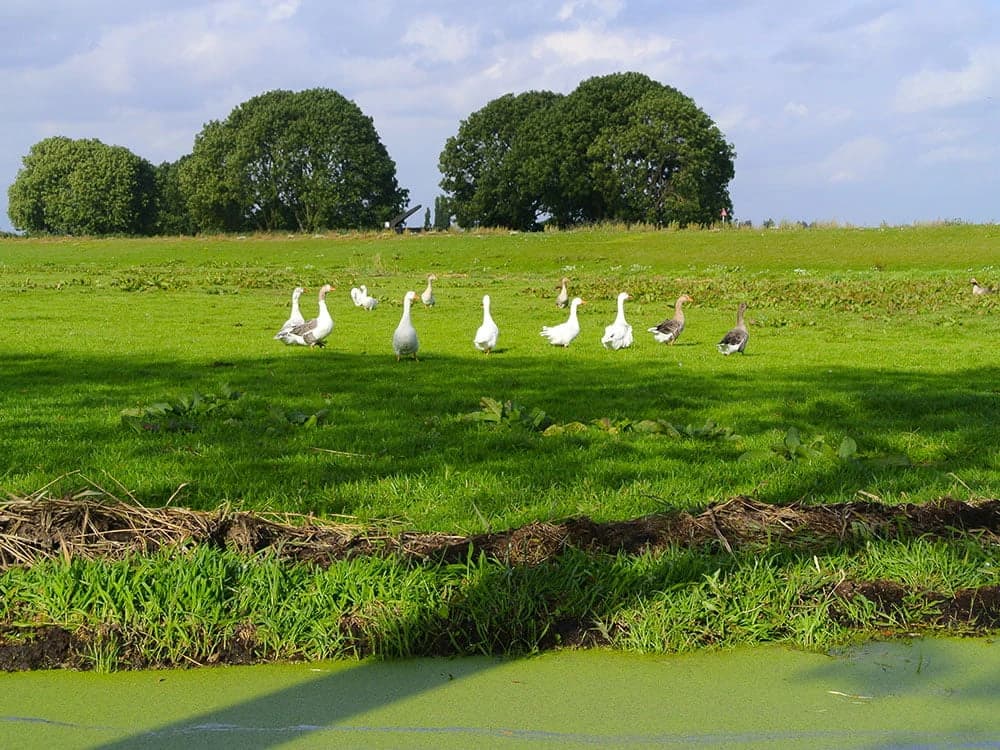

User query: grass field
[0,224,998,667]
[1,224,997,529]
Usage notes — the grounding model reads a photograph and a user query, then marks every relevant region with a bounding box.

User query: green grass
[1,225,997,530]
[2,538,997,669]
[1,224,998,668]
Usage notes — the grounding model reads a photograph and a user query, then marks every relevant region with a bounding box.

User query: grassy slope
[0,225,997,531]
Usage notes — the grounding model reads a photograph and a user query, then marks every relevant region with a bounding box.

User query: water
[2,639,1000,748]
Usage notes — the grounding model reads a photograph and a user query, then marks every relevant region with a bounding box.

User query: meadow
[0,223,998,668]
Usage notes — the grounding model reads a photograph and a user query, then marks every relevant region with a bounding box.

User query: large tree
[537,71,667,225]
[589,88,735,226]
[439,72,735,229]
[438,91,562,230]
[179,88,408,233]
[8,136,156,235]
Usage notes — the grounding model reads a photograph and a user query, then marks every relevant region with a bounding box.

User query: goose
[392,290,420,360]
[541,297,585,347]
[421,274,437,307]
[349,286,364,306]
[971,278,996,295]
[601,292,633,350]
[277,284,334,347]
[473,294,500,354]
[356,285,378,311]
[273,286,306,340]
[717,302,749,355]
[648,294,693,345]
[555,277,570,308]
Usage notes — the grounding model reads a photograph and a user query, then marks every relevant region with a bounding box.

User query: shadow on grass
[0,349,996,522]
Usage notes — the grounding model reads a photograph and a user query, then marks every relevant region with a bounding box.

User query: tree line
[7,73,735,236]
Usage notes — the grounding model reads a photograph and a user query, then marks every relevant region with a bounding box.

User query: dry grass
[3,475,999,569]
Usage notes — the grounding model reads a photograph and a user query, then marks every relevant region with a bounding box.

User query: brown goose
[555,277,570,308]
[277,284,334,347]
[421,274,437,306]
[648,294,693,344]
[717,302,749,355]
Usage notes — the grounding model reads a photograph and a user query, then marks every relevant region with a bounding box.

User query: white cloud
[532,27,673,66]
[714,105,762,135]
[18,2,312,103]
[816,107,854,126]
[894,45,1000,113]
[264,0,300,22]
[918,143,991,165]
[402,16,477,63]
[784,101,809,117]
[556,0,624,23]
[821,136,888,183]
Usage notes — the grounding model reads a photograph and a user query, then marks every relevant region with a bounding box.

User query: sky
[2,0,1000,232]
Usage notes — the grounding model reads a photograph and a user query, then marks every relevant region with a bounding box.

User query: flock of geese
[274,274,997,360]
[273,274,993,360]
[273,274,749,360]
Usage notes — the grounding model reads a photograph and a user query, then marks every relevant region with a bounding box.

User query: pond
[2,638,999,749]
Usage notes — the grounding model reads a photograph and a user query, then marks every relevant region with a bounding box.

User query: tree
[175,120,243,232]
[535,72,667,225]
[589,89,735,226]
[8,136,156,235]
[438,72,735,229]
[433,195,451,230]
[151,157,196,235]
[179,88,408,232]
[438,91,562,230]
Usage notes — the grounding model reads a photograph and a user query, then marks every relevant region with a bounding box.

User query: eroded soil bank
[4,494,1000,566]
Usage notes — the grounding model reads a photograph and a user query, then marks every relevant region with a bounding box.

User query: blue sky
[3,0,999,231]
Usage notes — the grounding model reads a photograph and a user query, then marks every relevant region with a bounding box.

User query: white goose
[421,274,437,307]
[356,285,378,311]
[541,297,585,347]
[555,277,570,308]
[278,284,334,347]
[474,294,500,354]
[717,302,749,355]
[971,278,996,295]
[349,286,364,307]
[393,290,420,360]
[648,294,693,345]
[601,292,633,350]
[274,286,306,340]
